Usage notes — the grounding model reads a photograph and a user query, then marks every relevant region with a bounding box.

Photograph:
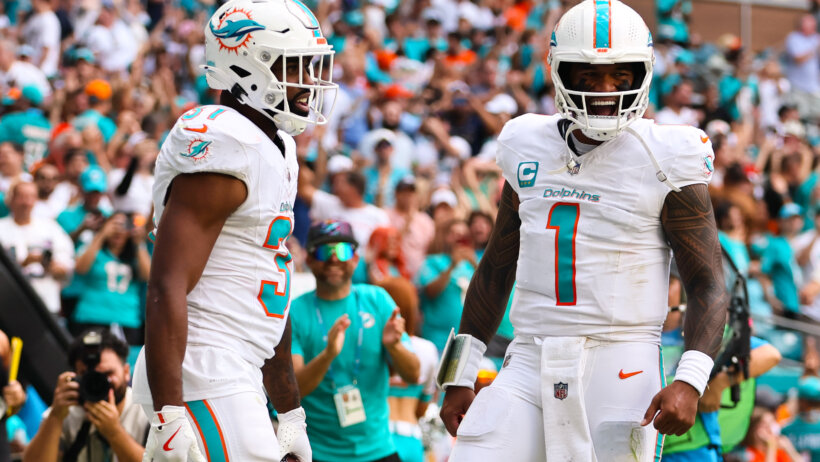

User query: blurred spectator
[783,14,820,121]
[752,203,804,318]
[379,277,438,462]
[21,0,61,78]
[0,142,30,193]
[31,164,68,220]
[428,187,458,231]
[23,329,148,462]
[417,218,476,351]
[57,166,111,246]
[731,406,801,461]
[0,329,27,462]
[656,0,692,45]
[362,129,410,208]
[758,61,791,132]
[386,176,435,279]
[107,139,156,217]
[291,220,419,462]
[782,375,820,460]
[467,210,494,259]
[0,85,51,170]
[0,181,74,315]
[0,39,51,99]
[358,99,417,171]
[79,0,141,75]
[300,169,390,282]
[72,80,117,144]
[71,212,149,341]
[367,226,410,284]
[655,79,700,126]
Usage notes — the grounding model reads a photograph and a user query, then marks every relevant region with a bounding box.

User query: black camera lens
[78,371,111,404]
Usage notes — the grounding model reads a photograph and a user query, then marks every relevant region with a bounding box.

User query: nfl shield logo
[554,382,568,400]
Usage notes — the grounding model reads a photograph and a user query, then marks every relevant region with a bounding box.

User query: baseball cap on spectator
[485,93,517,115]
[372,128,396,146]
[306,220,358,251]
[431,188,458,208]
[16,44,34,58]
[80,166,108,193]
[327,155,354,175]
[779,203,802,219]
[783,120,806,139]
[674,49,695,66]
[705,119,731,139]
[421,7,443,24]
[396,176,416,192]
[74,47,96,64]
[21,85,43,106]
[85,79,112,102]
[383,83,414,100]
[798,376,820,402]
[450,136,472,160]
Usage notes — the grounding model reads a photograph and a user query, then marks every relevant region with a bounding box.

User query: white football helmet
[549,0,654,141]
[203,0,337,135]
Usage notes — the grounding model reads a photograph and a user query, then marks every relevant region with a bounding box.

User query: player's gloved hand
[277,407,312,462]
[440,386,476,437]
[143,405,206,462]
[641,381,700,436]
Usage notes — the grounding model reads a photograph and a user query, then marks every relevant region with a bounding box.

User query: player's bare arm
[145,173,247,409]
[263,317,301,413]
[440,181,520,436]
[642,183,729,436]
[662,183,728,358]
[458,181,521,342]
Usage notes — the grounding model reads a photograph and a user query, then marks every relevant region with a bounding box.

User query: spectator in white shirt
[0,182,74,315]
[654,79,701,127]
[0,39,51,99]
[21,0,61,78]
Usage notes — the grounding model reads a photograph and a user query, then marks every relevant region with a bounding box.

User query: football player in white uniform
[132,0,336,461]
[437,1,729,461]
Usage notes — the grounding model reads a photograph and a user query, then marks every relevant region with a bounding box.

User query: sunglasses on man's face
[313,242,356,262]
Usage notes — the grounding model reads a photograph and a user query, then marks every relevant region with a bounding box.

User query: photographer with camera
[23,329,148,462]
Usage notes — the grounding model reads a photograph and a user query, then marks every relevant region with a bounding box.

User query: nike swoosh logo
[619,369,643,379]
[184,124,208,133]
[701,135,709,143]
[163,427,182,451]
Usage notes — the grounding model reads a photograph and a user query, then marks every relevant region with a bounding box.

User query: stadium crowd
[0,0,820,460]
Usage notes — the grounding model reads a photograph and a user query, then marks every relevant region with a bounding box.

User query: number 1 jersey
[497,114,714,343]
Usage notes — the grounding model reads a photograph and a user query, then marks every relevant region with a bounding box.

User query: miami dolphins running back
[437,1,729,461]
[132,0,336,460]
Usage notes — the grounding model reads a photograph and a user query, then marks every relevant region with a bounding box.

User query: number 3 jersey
[134,105,298,402]
[497,114,714,344]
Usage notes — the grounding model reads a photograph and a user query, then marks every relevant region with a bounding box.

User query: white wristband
[435,329,487,390]
[673,350,714,397]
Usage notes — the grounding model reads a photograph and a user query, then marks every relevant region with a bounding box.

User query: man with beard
[289,220,419,462]
[23,329,149,462]
[131,0,337,460]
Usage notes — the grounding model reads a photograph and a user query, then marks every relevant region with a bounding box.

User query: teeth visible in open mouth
[590,100,615,106]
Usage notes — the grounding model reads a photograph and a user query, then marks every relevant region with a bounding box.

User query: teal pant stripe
[187,400,227,462]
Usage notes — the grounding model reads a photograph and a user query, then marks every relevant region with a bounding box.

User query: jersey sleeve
[158,119,253,189]
[495,116,530,195]
[664,126,715,189]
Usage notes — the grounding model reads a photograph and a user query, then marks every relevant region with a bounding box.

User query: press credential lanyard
[315,289,363,388]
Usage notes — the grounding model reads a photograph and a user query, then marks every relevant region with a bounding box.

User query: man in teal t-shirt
[291,220,420,462]
[783,376,820,461]
[0,85,51,170]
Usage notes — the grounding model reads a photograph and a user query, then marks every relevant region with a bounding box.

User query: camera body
[73,331,112,404]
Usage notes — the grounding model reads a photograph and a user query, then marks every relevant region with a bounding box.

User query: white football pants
[450,337,665,462]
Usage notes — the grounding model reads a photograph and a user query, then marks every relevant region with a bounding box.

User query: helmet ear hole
[230,65,251,78]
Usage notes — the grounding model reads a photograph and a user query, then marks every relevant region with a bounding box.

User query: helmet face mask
[204,0,338,136]
[549,0,654,141]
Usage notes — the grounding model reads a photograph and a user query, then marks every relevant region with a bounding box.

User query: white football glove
[277,407,311,462]
[143,406,206,462]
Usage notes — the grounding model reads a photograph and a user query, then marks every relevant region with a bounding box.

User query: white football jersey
[497,114,714,343]
[137,105,298,401]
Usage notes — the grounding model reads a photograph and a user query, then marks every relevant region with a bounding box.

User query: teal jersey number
[257,217,293,318]
[546,203,579,305]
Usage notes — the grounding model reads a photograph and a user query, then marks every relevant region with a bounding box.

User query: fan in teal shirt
[782,376,820,461]
[0,85,51,170]
[416,251,476,352]
[291,285,413,462]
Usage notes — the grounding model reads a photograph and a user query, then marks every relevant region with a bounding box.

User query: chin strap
[547,121,584,176]
[624,126,681,192]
